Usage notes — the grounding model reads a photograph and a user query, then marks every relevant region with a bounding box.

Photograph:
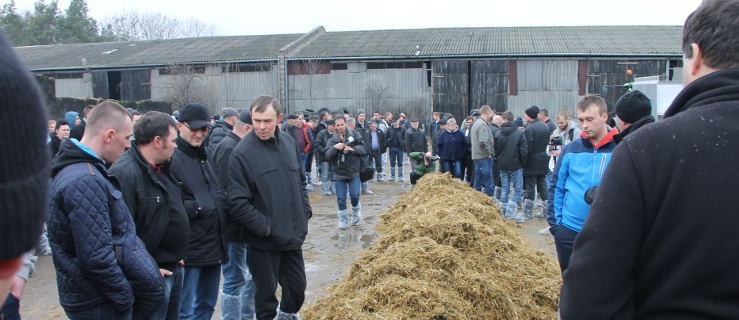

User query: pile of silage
[303,173,561,320]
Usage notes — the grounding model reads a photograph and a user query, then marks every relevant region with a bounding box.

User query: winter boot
[276,311,300,320]
[494,186,503,203]
[377,172,384,182]
[337,210,349,230]
[389,167,396,181]
[398,167,405,182]
[351,204,362,226]
[220,292,240,320]
[504,201,518,220]
[523,199,535,219]
[535,200,549,219]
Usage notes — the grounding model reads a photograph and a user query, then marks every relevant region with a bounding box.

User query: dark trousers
[493,159,501,187]
[305,150,314,174]
[65,302,132,320]
[370,150,383,173]
[551,225,579,273]
[464,154,474,186]
[247,248,306,320]
[524,175,548,201]
[1,294,20,320]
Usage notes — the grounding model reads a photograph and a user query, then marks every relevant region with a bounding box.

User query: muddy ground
[18,163,556,319]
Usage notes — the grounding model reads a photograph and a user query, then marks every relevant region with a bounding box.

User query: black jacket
[47,140,162,312]
[495,122,528,170]
[523,119,551,176]
[613,115,655,144]
[212,131,242,242]
[405,127,427,153]
[314,129,333,162]
[325,129,368,180]
[365,129,387,154]
[386,125,406,149]
[227,130,311,251]
[109,144,190,271]
[170,137,225,266]
[207,120,233,147]
[48,134,62,160]
[560,68,739,319]
[69,119,85,141]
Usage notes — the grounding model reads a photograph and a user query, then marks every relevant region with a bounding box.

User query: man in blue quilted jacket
[47,101,164,320]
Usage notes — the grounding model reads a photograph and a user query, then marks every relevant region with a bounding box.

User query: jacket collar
[176,136,207,160]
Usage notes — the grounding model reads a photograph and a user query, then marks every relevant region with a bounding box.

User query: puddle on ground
[330,229,379,249]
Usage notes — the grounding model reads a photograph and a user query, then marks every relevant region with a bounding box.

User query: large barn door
[121,70,151,101]
[471,60,508,112]
[432,61,468,119]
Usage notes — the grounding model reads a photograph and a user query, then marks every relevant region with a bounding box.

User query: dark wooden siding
[587,59,666,110]
[471,60,508,112]
[121,70,151,101]
[432,61,468,119]
[91,71,108,99]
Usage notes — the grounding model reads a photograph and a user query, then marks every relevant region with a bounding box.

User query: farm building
[14,25,683,120]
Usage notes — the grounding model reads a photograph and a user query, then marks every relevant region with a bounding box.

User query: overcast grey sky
[10,0,703,36]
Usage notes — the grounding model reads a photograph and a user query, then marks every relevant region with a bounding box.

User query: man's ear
[687,43,704,77]
[104,129,116,142]
[277,114,284,122]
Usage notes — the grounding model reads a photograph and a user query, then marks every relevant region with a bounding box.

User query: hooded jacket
[109,143,190,271]
[560,68,739,319]
[495,122,528,171]
[548,128,618,232]
[47,139,163,312]
[227,129,312,251]
[325,128,368,180]
[170,137,225,266]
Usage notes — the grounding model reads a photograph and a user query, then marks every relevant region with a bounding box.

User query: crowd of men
[2,1,738,319]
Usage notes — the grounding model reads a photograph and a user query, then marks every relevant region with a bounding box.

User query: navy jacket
[495,122,528,170]
[436,130,466,161]
[47,139,163,312]
[386,126,406,149]
[523,119,551,176]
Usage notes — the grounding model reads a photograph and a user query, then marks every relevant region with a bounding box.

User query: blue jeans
[1,293,20,320]
[500,169,524,204]
[298,152,308,176]
[65,302,132,320]
[334,175,361,210]
[179,265,221,320]
[473,158,494,197]
[388,147,403,168]
[442,160,464,179]
[320,162,334,194]
[139,264,183,320]
[221,242,256,320]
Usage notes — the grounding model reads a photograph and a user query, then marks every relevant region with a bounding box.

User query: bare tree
[101,10,215,41]
[161,64,207,109]
[296,60,328,108]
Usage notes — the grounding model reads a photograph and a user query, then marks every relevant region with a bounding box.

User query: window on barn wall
[55,72,84,79]
[425,61,432,87]
[222,63,272,73]
[287,60,330,75]
[367,62,424,69]
[668,60,683,81]
[331,63,348,70]
[159,65,206,75]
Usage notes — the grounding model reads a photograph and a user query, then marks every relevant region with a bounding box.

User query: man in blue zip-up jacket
[547,95,617,273]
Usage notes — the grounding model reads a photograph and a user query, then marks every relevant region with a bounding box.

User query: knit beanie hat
[525,106,540,119]
[0,31,50,260]
[615,90,652,123]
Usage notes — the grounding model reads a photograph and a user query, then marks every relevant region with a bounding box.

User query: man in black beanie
[613,90,655,144]
[0,31,50,308]
[522,105,551,220]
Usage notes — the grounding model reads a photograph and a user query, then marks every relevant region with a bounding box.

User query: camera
[426,155,440,161]
[549,136,563,150]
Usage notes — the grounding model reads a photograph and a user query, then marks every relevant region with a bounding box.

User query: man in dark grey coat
[227,96,311,320]
[522,105,551,219]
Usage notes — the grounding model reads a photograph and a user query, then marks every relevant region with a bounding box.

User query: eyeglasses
[183,122,208,133]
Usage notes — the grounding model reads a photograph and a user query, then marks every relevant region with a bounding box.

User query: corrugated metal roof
[291,26,682,59]
[14,26,682,71]
[15,34,303,71]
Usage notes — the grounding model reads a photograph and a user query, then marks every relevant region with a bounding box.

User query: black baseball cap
[178,104,210,129]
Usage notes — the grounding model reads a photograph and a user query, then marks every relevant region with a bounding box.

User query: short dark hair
[250,96,282,115]
[539,108,549,117]
[502,111,514,122]
[55,119,70,130]
[576,95,608,115]
[134,111,176,146]
[325,119,335,126]
[682,0,739,69]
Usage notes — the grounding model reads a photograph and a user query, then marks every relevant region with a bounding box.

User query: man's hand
[334,143,345,150]
[159,268,173,277]
[9,274,26,299]
[344,145,354,152]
